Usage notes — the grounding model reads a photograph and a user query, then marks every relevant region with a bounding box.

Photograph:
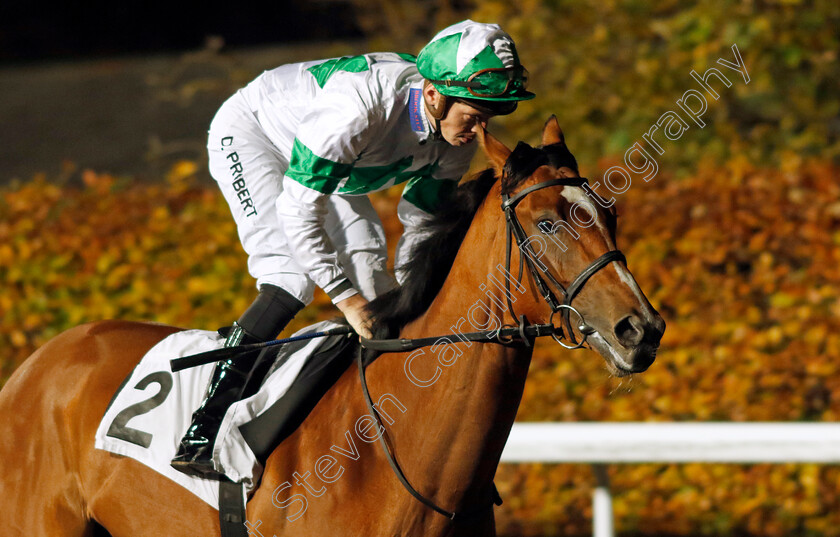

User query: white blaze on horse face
[561,187,655,319]
[560,187,613,247]
[612,259,657,320]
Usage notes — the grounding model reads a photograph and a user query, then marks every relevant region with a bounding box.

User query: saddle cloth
[94,320,351,509]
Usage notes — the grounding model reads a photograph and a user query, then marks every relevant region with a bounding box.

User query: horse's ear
[542,115,566,147]
[477,126,511,176]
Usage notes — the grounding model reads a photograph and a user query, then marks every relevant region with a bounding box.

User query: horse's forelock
[542,142,578,174]
[501,142,579,195]
[501,142,543,194]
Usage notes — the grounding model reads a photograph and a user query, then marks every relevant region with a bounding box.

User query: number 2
[106,371,173,448]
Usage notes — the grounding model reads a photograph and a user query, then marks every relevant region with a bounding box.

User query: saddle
[94,320,357,509]
[238,326,357,462]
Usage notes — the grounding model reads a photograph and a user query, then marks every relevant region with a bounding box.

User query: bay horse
[0,117,664,536]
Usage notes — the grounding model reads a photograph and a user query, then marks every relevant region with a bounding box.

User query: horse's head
[478,116,665,376]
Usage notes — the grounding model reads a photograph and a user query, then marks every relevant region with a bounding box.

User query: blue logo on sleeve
[408,88,424,132]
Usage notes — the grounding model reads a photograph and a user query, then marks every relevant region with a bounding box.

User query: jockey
[171,19,534,477]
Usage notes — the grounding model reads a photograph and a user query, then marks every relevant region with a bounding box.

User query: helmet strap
[424,82,451,141]
[433,118,443,140]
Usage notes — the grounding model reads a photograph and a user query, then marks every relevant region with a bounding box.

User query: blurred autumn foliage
[2,155,839,535]
[2,1,839,535]
[0,163,346,381]
[496,156,840,536]
[357,0,839,171]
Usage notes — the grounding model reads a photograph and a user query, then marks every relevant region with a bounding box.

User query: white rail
[501,423,840,537]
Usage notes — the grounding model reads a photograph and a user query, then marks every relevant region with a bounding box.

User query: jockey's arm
[277,83,377,287]
[394,149,473,282]
[276,179,372,337]
[395,198,435,284]
[276,179,353,301]
[277,181,370,337]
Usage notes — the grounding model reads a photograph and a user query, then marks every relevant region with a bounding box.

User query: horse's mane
[366,169,497,337]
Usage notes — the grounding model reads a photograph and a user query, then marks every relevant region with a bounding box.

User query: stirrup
[171,448,222,479]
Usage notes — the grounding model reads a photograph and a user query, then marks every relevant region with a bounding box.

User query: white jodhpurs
[207,91,398,305]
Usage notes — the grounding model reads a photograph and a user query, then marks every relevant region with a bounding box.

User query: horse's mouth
[586,331,657,377]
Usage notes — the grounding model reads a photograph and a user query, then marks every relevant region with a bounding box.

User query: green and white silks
[209,52,475,304]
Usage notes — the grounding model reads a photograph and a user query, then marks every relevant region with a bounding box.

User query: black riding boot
[171,284,304,479]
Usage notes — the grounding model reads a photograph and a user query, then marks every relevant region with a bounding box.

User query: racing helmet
[417,20,534,116]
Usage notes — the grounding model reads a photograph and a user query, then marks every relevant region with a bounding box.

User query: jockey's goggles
[429,66,529,99]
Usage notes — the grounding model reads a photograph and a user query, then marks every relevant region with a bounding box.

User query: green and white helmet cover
[417,20,534,103]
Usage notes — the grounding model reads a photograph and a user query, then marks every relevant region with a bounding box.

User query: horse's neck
[388,211,534,509]
[251,196,535,530]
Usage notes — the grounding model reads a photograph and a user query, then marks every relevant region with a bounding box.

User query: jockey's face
[423,85,493,146]
[439,100,492,146]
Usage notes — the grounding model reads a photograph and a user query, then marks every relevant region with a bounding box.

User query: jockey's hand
[336,294,373,339]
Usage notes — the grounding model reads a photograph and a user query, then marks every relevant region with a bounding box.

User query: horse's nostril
[614,315,644,347]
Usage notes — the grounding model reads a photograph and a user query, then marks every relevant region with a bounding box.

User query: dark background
[0,1,372,184]
[0,1,363,64]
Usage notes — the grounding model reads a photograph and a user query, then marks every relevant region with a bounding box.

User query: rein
[168,144,629,525]
[357,345,503,522]
[357,147,628,522]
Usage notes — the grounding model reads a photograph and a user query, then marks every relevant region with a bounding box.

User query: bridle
[168,143,633,526]
[501,175,626,349]
[357,142,628,522]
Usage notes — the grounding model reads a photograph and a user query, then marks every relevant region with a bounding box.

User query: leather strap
[357,346,502,522]
[501,176,625,345]
[360,323,556,354]
[561,250,626,340]
[564,250,626,305]
[501,177,586,210]
[219,479,247,537]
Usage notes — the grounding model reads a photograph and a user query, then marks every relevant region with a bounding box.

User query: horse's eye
[537,219,555,234]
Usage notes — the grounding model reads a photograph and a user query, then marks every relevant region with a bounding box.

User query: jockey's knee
[237,284,305,341]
